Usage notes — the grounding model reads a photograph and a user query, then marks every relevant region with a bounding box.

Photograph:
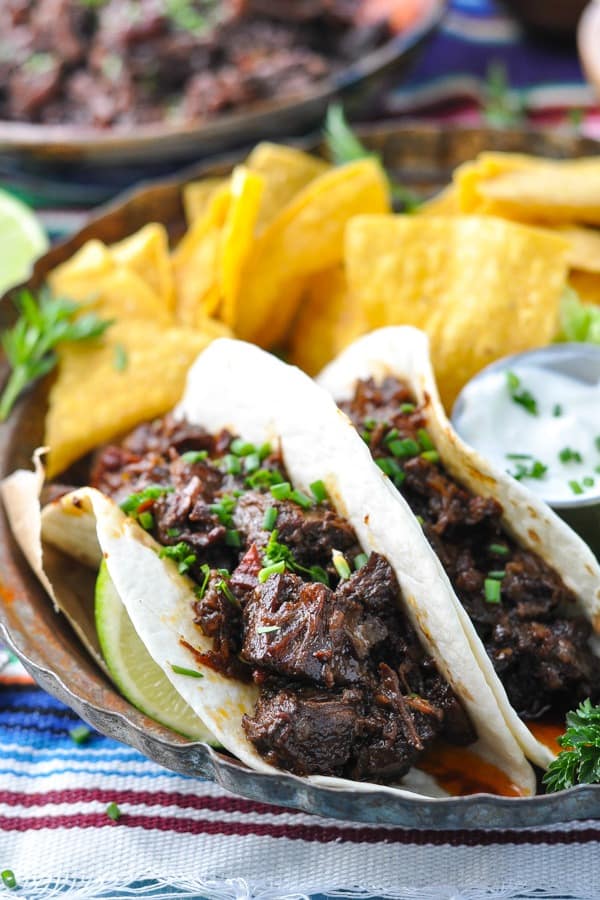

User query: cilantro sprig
[324,105,421,212]
[0,288,112,421]
[543,699,600,792]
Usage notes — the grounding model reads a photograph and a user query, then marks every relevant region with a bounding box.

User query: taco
[2,338,539,796]
[317,326,600,768]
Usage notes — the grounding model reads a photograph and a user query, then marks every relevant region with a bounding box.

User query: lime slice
[95,560,219,745]
[0,190,48,294]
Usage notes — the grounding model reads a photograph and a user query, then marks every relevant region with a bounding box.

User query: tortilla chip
[45,321,224,477]
[245,142,329,232]
[417,185,459,216]
[63,267,172,325]
[453,153,537,215]
[287,266,365,375]
[111,224,175,309]
[345,215,570,408]
[182,177,227,226]
[233,158,390,348]
[173,184,230,326]
[49,239,114,299]
[569,269,600,306]
[548,226,600,274]
[220,166,264,329]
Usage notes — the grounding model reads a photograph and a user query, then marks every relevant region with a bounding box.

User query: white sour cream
[453,364,600,507]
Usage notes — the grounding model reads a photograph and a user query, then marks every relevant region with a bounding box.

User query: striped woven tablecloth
[2,1,600,897]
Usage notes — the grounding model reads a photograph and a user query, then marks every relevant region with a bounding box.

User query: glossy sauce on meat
[340,377,600,721]
[91,413,475,782]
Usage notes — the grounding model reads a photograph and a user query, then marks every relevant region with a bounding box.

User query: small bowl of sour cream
[452,343,600,558]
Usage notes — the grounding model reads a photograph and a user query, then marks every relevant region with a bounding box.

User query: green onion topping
[225,529,241,548]
[484,578,501,603]
[569,480,584,495]
[159,542,197,575]
[417,428,434,451]
[310,479,328,503]
[332,550,351,581]
[553,404,563,417]
[138,511,154,531]
[559,447,583,464]
[256,625,281,634]
[223,454,242,475]
[230,438,255,457]
[488,570,506,579]
[180,450,208,463]
[69,725,91,745]
[106,801,121,821]
[506,370,538,416]
[194,563,211,601]
[399,403,416,414]
[583,476,595,487]
[171,663,204,678]
[216,579,238,606]
[354,552,368,571]
[290,488,313,509]
[1,870,17,890]
[263,506,278,531]
[421,450,439,464]
[489,542,510,556]
[270,482,292,500]
[388,437,420,458]
[258,561,286,583]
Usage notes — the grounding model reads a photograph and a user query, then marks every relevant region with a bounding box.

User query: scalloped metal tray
[2,124,600,829]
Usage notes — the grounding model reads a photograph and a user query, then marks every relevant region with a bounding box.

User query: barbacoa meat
[91,412,475,782]
[341,376,600,720]
[0,0,390,128]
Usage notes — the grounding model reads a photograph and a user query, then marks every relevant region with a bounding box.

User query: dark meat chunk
[242,570,386,687]
[122,414,217,459]
[8,56,62,119]
[90,445,170,504]
[29,0,87,64]
[243,684,363,776]
[229,544,262,602]
[192,573,250,682]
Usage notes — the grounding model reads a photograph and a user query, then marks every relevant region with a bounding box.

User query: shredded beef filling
[0,0,389,128]
[91,413,475,780]
[340,376,600,720]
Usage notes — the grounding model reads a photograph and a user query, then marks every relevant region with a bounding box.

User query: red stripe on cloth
[0,789,288,817]
[0,813,600,845]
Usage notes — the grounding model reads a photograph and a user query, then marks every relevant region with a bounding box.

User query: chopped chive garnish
[506,453,533,460]
[106,801,121,821]
[195,563,211,601]
[306,565,330,585]
[230,438,255,457]
[244,452,261,474]
[256,625,281,634]
[263,506,278,531]
[506,370,538,415]
[388,437,420,458]
[559,447,583,464]
[399,402,416,414]
[171,663,204,678]
[421,450,439,464]
[310,479,328,503]
[270,482,292,500]
[484,578,501,603]
[258,561,286,582]
[583,476,595,487]
[120,484,173,515]
[138,510,154,530]
[159,542,197,574]
[217,579,238,606]
[223,454,242,475]
[354,552,368,570]
[509,459,547,481]
[209,494,236,525]
[363,417,376,430]
[69,725,91,745]
[553,404,563,417]
[569,480,584,496]
[332,551,351,580]
[258,442,272,460]
[1,870,17,889]
[246,467,284,488]
[113,343,128,372]
[417,428,434,451]
[384,428,399,444]
[225,529,241,548]
[488,570,506,579]
[180,450,208,463]
[166,527,181,537]
[489,543,509,556]
[290,488,313,509]
[415,515,425,526]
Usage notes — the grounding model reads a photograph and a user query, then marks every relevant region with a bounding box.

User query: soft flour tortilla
[317,326,600,769]
[2,337,539,796]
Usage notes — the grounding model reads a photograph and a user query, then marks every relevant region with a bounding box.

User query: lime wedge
[0,190,48,294]
[95,560,219,745]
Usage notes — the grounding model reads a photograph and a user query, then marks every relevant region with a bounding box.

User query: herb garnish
[256,625,281,635]
[159,542,197,574]
[506,371,538,416]
[553,404,563,417]
[569,480,584,496]
[543,699,600,792]
[489,542,510,557]
[69,725,91,745]
[171,663,203,678]
[262,506,278,531]
[332,550,351,581]
[180,450,208,464]
[120,485,173,528]
[559,447,583,464]
[354,553,368,571]
[507,457,547,482]
[0,289,112,421]
[484,578,501,604]
[1,870,17,890]
[261,530,329,585]
[106,801,121,821]
[113,343,128,372]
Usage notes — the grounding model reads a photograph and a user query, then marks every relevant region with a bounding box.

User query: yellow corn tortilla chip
[49,239,114,299]
[220,166,264,329]
[57,266,171,325]
[417,185,459,216]
[345,215,569,409]
[45,320,227,477]
[245,142,329,232]
[287,266,365,375]
[453,153,538,215]
[173,184,230,326]
[548,226,600,274]
[111,223,175,309]
[183,177,227,226]
[233,158,390,348]
[569,269,600,306]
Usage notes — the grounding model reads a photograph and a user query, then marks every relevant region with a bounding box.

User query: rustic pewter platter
[0,0,444,168]
[2,124,600,830]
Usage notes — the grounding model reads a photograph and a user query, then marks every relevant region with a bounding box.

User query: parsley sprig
[324,105,421,212]
[0,289,112,421]
[544,699,600,792]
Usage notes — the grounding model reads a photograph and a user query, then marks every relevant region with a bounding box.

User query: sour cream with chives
[452,346,600,508]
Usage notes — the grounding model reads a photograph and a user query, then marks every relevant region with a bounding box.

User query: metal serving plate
[2,124,600,830]
[0,1,444,168]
